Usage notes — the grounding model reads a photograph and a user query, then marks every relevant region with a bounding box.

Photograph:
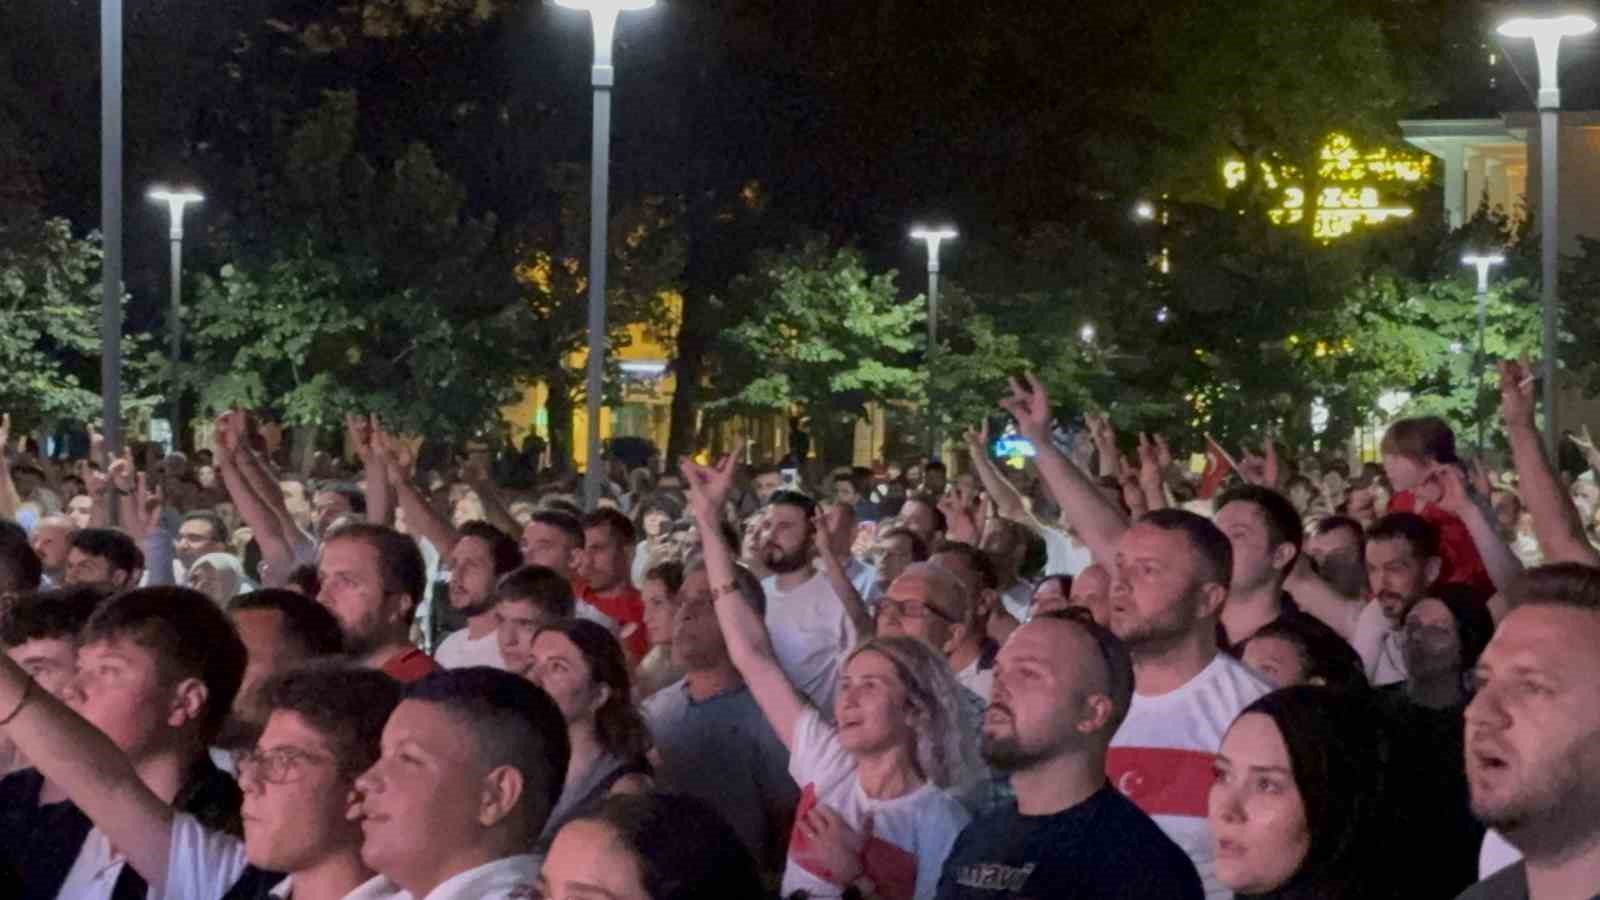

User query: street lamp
[556,0,655,511]
[1498,12,1596,453]
[148,187,203,450]
[1080,323,1097,344]
[102,0,123,459]
[1463,253,1506,454]
[911,225,957,460]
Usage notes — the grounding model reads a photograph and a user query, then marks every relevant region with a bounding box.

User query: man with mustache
[937,611,1202,899]
[1352,513,1442,687]
[759,490,860,713]
[1458,564,1600,900]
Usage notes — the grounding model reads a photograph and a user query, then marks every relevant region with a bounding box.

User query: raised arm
[0,416,19,520]
[963,423,1033,523]
[681,452,807,750]
[213,414,296,585]
[348,415,393,529]
[462,453,521,537]
[0,655,175,891]
[813,505,874,642]
[1001,374,1129,566]
[1283,555,1364,640]
[1500,360,1600,565]
[1433,463,1525,595]
[374,427,459,557]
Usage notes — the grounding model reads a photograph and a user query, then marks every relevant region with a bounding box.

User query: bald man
[28,516,75,587]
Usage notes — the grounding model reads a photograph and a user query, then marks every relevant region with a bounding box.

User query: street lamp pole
[1499,13,1596,454]
[1463,253,1505,454]
[557,0,654,511]
[911,226,957,461]
[101,0,123,458]
[148,188,202,451]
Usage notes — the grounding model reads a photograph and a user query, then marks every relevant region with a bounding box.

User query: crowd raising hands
[0,354,1598,898]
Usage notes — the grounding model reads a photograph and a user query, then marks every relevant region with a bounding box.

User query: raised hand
[87,421,104,463]
[679,449,740,522]
[962,420,990,455]
[125,471,165,540]
[1000,373,1052,442]
[1429,463,1473,516]
[108,448,136,494]
[1469,458,1494,499]
[345,413,376,464]
[1154,433,1174,470]
[1137,433,1163,488]
[78,460,108,496]
[1499,359,1537,429]
[811,507,839,562]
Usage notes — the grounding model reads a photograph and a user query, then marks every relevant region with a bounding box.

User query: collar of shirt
[345,855,540,900]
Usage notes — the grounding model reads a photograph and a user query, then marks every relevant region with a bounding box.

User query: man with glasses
[0,653,403,899]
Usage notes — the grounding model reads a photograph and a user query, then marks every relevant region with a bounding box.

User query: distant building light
[620,361,667,376]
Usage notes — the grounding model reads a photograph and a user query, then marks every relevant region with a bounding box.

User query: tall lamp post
[1498,13,1596,453]
[1462,252,1505,454]
[101,0,123,458]
[556,0,655,511]
[148,188,202,450]
[911,225,957,460]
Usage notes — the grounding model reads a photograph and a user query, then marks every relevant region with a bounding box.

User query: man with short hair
[0,656,402,899]
[1302,514,1366,599]
[1353,512,1442,687]
[435,522,521,670]
[751,465,784,506]
[756,490,859,712]
[1458,564,1600,899]
[174,511,229,578]
[1212,485,1303,650]
[64,527,141,590]
[937,611,1204,899]
[643,559,798,874]
[494,565,577,677]
[577,509,648,660]
[218,588,346,752]
[922,460,949,497]
[349,667,571,897]
[312,483,365,536]
[0,586,246,899]
[980,517,1034,624]
[0,587,106,775]
[317,522,440,682]
[27,515,74,587]
[901,495,947,549]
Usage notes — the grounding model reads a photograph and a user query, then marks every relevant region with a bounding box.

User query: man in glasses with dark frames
[0,652,401,899]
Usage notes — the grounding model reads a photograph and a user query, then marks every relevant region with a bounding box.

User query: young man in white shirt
[434,522,521,669]
[347,667,570,899]
[759,490,859,713]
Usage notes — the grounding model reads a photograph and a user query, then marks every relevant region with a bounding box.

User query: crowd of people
[0,356,1597,898]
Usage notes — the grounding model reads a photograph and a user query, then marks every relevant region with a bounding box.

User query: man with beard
[316,522,440,682]
[1458,564,1600,899]
[434,522,522,669]
[1352,512,1442,687]
[217,590,345,753]
[759,490,859,713]
[936,611,1202,899]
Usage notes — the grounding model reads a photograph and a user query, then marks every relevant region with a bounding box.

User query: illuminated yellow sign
[1224,134,1432,241]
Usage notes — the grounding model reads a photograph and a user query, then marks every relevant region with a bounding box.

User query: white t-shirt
[1479,829,1522,880]
[434,626,506,670]
[763,570,858,714]
[954,657,994,702]
[54,827,130,900]
[1108,653,1272,900]
[1351,599,1408,687]
[345,854,541,899]
[782,708,970,900]
[164,811,250,900]
[1040,525,1093,576]
[998,581,1034,624]
[847,556,879,602]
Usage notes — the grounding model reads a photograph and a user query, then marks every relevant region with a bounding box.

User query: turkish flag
[1197,435,1236,500]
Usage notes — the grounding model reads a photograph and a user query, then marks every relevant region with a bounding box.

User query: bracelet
[0,679,33,727]
[712,581,740,600]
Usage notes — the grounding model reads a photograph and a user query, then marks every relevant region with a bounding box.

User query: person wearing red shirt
[577,509,650,662]
[317,523,440,683]
[1380,417,1494,597]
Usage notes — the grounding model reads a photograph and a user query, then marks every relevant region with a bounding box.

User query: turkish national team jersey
[576,581,649,661]
[1107,653,1271,900]
[1388,490,1494,595]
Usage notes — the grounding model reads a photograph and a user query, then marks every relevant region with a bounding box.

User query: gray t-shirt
[642,678,799,872]
[1453,862,1600,900]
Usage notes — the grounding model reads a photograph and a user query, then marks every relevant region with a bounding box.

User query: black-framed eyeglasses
[876,597,957,623]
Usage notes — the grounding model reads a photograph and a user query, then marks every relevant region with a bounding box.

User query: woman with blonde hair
[680,451,975,900]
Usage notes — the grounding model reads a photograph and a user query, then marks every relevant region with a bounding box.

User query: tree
[0,217,157,433]
[713,240,924,464]
[184,91,524,443]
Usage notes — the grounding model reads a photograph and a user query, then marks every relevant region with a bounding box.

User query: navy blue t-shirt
[936,782,1204,900]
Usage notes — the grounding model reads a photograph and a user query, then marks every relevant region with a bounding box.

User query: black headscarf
[1232,685,1403,900]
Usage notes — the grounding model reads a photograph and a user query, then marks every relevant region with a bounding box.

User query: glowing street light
[1498,12,1595,453]
[911,225,957,459]
[1134,201,1156,221]
[1080,323,1097,344]
[148,187,203,447]
[555,0,656,510]
[1463,252,1506,453]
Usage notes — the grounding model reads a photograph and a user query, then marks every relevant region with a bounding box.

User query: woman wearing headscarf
[1209,685,1400,899]
[186,552,253,606]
